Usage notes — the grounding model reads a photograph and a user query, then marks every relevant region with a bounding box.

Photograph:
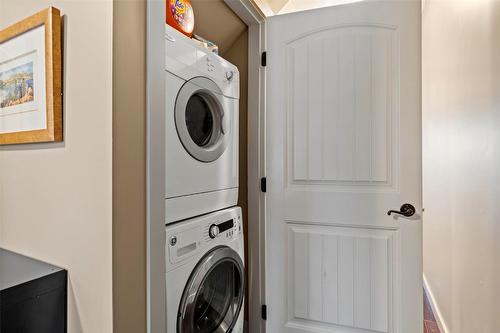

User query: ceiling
[253,0,364,15]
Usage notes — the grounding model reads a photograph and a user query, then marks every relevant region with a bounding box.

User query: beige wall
[423,1,500,332]
[0,1,113,332]
[112,1,147,332]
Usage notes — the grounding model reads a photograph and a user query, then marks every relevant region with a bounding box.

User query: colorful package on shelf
[167,0,195,37]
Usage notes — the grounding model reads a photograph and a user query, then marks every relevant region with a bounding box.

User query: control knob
[209,224,220,239]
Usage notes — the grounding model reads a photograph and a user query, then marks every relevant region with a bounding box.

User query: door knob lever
[388,203,416,217]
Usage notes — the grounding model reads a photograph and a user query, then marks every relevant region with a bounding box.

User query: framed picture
[0,7,62,145]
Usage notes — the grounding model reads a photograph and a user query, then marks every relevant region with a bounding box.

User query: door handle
[387,203,416,217]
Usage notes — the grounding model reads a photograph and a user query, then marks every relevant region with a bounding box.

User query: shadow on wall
[488,4,500,331]
[68,277,83,333]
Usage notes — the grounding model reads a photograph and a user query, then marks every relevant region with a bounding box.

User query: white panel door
[266,1,422,333]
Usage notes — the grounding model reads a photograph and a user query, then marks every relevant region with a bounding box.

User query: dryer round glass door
[178,246,244,333]
[175,77,231,163]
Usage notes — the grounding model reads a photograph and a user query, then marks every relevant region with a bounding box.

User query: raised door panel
[287,224,396,333]
[286,25,399,190]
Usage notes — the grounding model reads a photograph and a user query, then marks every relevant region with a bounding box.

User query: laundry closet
[164,0,250,332]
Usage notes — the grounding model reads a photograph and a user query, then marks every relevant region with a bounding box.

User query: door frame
[223,1,267,332]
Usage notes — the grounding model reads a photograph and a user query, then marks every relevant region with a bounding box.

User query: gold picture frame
[0,7,62,145]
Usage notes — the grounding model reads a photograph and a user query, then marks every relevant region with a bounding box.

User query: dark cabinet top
[0,248,64,291]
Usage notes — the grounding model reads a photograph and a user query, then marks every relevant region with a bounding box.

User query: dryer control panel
[165,24,240,99]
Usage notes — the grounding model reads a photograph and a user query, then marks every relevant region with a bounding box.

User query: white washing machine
[165,24,240,223]
[166,207,245,333]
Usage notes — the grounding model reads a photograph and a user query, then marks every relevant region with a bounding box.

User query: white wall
[423,1,500,332]
[0,1,113,332]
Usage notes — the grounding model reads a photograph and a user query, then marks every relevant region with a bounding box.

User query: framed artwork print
[0,7,62,145]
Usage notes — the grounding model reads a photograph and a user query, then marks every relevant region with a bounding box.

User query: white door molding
[224,1,267,332]
[147,1,166,332]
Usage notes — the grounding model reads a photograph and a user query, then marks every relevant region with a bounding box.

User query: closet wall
[224,29,249,251]
[113,1,147,332]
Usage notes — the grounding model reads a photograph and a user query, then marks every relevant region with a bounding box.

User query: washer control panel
[206,214,242,241]
[166,207,243,267]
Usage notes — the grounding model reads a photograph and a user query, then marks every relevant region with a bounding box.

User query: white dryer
[166,207,245,333]
[165,24,240,223]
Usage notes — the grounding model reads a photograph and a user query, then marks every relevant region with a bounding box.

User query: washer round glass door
[175,77,231,163]
[178,246,245,333]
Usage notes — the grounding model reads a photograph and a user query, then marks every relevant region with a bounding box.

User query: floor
[424,291,441,333]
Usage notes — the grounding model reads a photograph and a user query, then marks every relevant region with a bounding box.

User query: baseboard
[423,274,450,333]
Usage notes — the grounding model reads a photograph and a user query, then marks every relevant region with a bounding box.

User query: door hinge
[260,177,267,193]
[261,304,267,320]
[261,51,267,67]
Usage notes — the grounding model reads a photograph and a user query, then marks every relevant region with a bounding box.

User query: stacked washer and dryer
[165,24,245,333]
